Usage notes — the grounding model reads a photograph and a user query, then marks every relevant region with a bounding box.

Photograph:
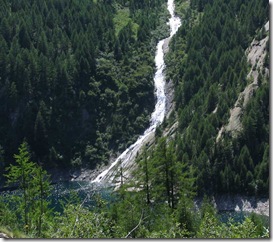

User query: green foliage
[1,145,269,239]
[109,191,146,238]
[135,137,196,209]
[48,204,113,238]
[0,196,18,231]
[0,226,26,239]
[0,0,270,239]
[113,7,139,38]
[0,0,167,170]
[4,142,52,237]
[197,214,268,239]
[165,0,269,196]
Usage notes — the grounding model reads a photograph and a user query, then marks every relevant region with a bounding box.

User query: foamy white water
[92,0,181,184]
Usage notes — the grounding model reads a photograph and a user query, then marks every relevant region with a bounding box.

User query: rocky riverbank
[195,195,269,217]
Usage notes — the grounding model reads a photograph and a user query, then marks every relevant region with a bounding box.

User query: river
[91,0,181,185]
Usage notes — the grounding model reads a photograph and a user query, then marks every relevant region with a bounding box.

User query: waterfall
[92,0,181,185]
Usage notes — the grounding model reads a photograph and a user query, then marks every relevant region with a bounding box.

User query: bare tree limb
[125,210,144,238]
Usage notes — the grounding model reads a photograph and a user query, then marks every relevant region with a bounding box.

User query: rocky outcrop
[217,21,269,142]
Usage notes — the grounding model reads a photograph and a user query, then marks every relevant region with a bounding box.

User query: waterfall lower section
[91,0,181,186]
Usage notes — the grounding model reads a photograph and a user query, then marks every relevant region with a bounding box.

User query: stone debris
[214,195,269,217]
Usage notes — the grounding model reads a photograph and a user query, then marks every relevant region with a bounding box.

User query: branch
[125,210,144,238]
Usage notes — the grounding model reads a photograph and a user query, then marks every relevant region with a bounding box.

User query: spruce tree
[5,142,51,237]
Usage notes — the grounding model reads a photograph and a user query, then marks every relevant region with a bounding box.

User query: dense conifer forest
[0,0,270,239]
[164,0,269,196]
[0,0,168,170]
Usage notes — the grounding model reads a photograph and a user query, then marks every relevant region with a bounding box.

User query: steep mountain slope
[0,0,169,173]
[134,0,269,198]
[217,21,269,140]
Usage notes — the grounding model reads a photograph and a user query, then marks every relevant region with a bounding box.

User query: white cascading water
[92,0,181,184]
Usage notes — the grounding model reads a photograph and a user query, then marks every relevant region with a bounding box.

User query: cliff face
[217,21,269,141]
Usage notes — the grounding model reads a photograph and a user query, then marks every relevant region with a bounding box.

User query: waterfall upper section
[91,0,181,185]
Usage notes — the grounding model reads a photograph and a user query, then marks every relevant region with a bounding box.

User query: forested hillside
[157,0,269,196]
[0,0,168,171]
